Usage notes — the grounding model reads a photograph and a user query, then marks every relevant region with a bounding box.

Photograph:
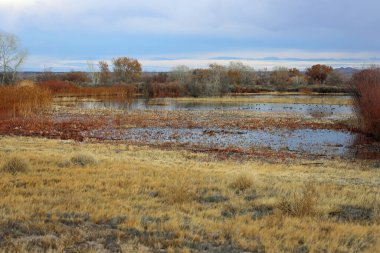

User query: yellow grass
[0,136,379,252]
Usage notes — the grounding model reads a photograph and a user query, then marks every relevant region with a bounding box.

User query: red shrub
[151,82,181,97]
[352,68,380,139]
[39,80,79,94]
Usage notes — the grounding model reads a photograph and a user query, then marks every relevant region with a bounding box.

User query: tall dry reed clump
[352,67,380,139]
[39,80,135,98]
[0,80,52,118]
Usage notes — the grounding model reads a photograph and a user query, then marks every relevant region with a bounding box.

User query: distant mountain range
[334,67,360,76]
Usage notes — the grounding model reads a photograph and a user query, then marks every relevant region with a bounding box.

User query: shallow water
[86,127,358,157]
[74,98,353,118]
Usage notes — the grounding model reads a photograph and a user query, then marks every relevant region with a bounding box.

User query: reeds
[146,81,182,98]
[352,67,380,139]
[0,81,52,118]
[39,80,136,98]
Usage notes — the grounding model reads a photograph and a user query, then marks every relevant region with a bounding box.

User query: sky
[0,0,380,71]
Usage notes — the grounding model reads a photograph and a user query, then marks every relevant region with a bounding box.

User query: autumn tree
[305,64,333,84]
[0,32,27,85]
[112,57,142,83]
[98,61,111,85]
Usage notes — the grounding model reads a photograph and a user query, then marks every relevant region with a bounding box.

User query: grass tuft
[164,178,196,204]
[229,174,253,193]
[1,156,30,175]
[277,183,318,217]
[70,153,97,167]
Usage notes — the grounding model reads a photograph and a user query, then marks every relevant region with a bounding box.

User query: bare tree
[208,63,229,95]
[170,65,191,84]
[87,60,99,86]
[0,32,27,85]
[270,66,289,90]
[326,70,345,86]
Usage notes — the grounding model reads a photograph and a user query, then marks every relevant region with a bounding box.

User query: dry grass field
[0,136,379,252]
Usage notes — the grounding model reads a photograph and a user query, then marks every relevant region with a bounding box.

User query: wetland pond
[58,95,379,158]
[85,127,360,158]
[67,95,353,119]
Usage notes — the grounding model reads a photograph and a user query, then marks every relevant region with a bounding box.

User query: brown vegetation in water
[0,81,52,119]
[352,67,380,139]
[39,80,136,98]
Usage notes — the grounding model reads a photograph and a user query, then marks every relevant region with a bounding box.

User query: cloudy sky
[0,0,379,71]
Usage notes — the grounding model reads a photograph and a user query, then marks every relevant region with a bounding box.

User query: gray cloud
[1,0,379,70]
[1,0,379,40]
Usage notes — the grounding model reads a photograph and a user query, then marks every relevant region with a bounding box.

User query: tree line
[1,32,350,97]
[32,61,348,97]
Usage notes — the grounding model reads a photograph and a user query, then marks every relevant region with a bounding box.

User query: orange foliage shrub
[0,83,52,118]
[352,68,380,139]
